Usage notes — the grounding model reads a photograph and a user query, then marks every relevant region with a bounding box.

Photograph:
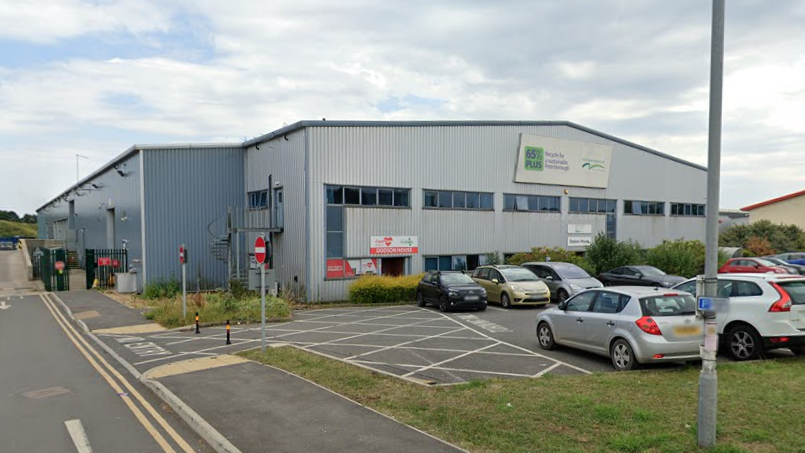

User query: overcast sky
[1,0,803,215]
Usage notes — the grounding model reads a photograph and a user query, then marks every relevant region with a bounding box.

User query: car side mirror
[637,274,643,279]
[491,278,499,284]
[558,301,567,310]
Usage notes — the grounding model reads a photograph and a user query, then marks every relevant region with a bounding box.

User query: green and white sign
[514,134,612,188]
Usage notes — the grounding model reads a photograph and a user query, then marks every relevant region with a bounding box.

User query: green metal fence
[85,249,129,289]
[40,248,70,292]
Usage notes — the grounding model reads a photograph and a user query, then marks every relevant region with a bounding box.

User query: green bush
[645,240,706,278]
[142,279,182,300]
[506,247,595,275]
[348,274,424,304]
[720,220,805,253]
[143,292,291,328]
[584,233,645,275]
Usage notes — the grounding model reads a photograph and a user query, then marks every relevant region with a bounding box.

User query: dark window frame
[326,184,411,209]
[502,194,560,213]
[624,200,665,216]
[423,190,494,211]
[248,190,269,210]
[670,202,706,217]
[568,197,617,214]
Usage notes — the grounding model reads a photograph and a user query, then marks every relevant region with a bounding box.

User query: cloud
[1,0,805,214]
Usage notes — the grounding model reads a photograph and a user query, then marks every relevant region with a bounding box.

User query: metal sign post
[255,236,267,353]
[180,245,187,320]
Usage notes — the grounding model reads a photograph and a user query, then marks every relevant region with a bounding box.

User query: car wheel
[603,280,613,287]
[727,324,764,361]
[416,292,427,308]
[501,293,512,309]
[438,296,450,312]
[557,289,569,303]
[537,322,556,350]
[610,339,639,371]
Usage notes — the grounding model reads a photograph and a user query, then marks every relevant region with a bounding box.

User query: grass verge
[144,292,291,328]
[0,220,37,237]
[238,347,805,453]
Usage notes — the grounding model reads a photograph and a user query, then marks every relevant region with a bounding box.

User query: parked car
[672,274,805,360]
[416,271,487,312]
[0,241,14,251]
[598,265,686,288]
[536,287,701,371]
[470,265,550,308]
[762,256,805,275]
[521,262,603,302]
[774,252,805,266]
[718,258,788,274]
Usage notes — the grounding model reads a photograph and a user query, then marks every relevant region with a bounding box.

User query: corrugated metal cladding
[306,124,707,301]
[143,147,243,289]
[243,129,307,293]
[37,152,144,288]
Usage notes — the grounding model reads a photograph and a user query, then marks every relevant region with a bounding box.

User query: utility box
[116,272,137,294]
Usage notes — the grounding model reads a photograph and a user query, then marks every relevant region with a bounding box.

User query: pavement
[0,249,42,296]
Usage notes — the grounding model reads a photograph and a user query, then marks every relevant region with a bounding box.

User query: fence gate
[40,248,70,292]
[85,249,129,290]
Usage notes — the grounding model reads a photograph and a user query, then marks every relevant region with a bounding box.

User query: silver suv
[537,287,701,371]
[522,262,603,302]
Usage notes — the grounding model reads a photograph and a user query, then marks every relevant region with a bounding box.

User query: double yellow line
[41,294,196,453]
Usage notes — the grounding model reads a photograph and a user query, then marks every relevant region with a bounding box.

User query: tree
[645,240,706,278]
[584,233,644,275]
[744,236,776,257]
[0,210,20,222]
[21,214,37,224]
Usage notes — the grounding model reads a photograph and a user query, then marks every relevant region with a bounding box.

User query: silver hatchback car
[536,287,701,371]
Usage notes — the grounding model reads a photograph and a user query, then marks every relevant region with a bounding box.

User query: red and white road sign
[98,257,112,267]
[54,261,65,271]
[179,245,185,264]
[112,259,120,268]
[254,236,267,264]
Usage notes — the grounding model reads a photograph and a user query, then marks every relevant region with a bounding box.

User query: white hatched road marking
[65,419,93,453]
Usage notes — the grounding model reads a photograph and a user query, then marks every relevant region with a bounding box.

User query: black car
[416,271,487,312]
[598,265,686,288]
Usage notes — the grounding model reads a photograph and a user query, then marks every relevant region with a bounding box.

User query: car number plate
[673,326,702,337]
[464,295,480,301]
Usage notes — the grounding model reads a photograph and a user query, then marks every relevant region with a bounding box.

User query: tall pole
[261,255,266,353]
[699,0,725,448]
[181,244,187,320]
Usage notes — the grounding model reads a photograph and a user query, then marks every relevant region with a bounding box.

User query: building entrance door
[381,257,405,276]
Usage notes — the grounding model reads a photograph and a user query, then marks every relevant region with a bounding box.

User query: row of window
[327,185,411,207]
[503,194,561,212]
[624,200,665,216]
[424,254,488,272]
[569,198,617,214]
[670,203,706,217]
[423,191,494,210]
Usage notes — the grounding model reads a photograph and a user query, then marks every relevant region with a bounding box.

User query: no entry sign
[54,261,65,271]
[254,236,267,264]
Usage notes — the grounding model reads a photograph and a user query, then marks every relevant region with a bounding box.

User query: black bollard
[226,320,231,345]
[195,312,200,334]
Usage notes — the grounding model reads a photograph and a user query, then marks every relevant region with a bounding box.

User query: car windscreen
[499,268,539,282]
[440,273,476,285]
[777,281,805,305]
[635,266,665,277]
[639,294,697,316]
[553,264,591,279]
[755,259,778,267]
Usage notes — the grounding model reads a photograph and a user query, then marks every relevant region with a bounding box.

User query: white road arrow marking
[0,301,11,310]
[65,419,94,453]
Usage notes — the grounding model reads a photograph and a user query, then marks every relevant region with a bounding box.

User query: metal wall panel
[306,124,707,301]
[243,129,307,293]
[143,147,243,289]
[36,152,144,287]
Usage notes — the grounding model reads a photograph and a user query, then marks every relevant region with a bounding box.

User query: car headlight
[478,288,487,296]
[569,283,583,291]
[448,290,459,297]
[662,281,672,287]
[511,285,526,292]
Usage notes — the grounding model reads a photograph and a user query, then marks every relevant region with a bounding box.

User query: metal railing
[229,207,282,233]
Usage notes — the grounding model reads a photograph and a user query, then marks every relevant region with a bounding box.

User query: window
[274,188,284,229]
[473,268,491,280]
[424,255,483,271]
[503,194,560,212]
[639,295,696,316]
[777,281,805,305]
[624,200,665,216]
[592,292,629,314]
[423,190,494,210]
[248,190,268,209]
[671,203,706,217]
[569,198,616,214]
[735,281,763,297]
[328,185,410,208]
[566,292,596,312]
[326,206,342,258]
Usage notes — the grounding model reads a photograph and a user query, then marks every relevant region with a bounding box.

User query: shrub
[348,274,424,304]
[142,279,182,300]
[720,220,805,253]
[744,236,776,257]
[584,233,645,275]
[645,240,706,278]
[483,252,502,266]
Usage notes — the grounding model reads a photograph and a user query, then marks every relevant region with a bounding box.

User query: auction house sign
[514,133,613,189]
[370,236,419,255]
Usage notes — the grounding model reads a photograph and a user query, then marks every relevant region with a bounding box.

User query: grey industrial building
[38,121,707,301]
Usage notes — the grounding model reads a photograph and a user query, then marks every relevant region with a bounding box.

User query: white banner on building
[568,236,593,247]
[568,224,593,234]
[514,134,612,188]
[370,236,419,255]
